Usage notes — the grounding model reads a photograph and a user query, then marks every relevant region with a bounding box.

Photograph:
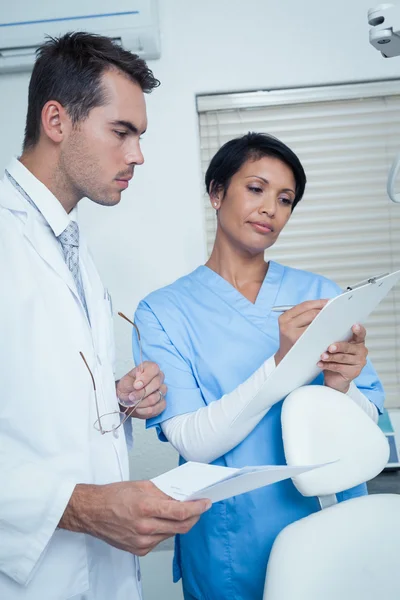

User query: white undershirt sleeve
[346,381,379,423]
[161,363,379,464]
[161,356,277,464]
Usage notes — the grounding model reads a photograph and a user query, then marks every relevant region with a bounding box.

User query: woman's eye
[248,186,263,194]
[280,197,294,206]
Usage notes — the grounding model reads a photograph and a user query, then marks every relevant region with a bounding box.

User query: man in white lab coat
[0,32,210,600]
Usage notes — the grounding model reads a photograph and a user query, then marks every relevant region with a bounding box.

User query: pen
[271,305,295,312]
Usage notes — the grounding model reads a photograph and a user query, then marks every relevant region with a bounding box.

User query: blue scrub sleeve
[132,300,207,440]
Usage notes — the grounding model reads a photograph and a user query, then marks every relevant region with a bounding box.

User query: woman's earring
[214,202,218,207]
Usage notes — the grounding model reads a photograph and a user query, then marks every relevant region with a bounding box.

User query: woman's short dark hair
[205,132,306,210]
[23,31,160,150]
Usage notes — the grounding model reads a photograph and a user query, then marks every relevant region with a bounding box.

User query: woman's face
[211,156,296,255]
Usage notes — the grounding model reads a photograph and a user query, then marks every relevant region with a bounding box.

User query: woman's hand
[274,299,328,366]
[318,324,368,393]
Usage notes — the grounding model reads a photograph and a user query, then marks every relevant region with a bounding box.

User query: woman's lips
[249,221,274,234]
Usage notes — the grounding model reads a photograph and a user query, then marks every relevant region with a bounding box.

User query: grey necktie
[58,222,90,321]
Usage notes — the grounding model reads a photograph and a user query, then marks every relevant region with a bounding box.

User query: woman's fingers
[350,323,366,343]
[318,323,368,386]
[280,308,323,329]
[280,299,328,319]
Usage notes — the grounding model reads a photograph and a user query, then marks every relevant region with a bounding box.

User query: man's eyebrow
[110,120,146,135]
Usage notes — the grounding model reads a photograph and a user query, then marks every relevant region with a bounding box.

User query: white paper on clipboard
[239,269,400,418]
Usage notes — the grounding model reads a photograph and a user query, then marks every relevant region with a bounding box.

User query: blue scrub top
[133,261,384,600]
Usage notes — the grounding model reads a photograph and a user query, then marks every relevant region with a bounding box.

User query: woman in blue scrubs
[132,133,384,600]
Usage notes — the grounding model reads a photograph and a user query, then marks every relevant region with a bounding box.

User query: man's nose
[125,142,144,166]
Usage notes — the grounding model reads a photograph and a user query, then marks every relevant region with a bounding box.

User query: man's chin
[109,194,122,206]
[91,193,121,207]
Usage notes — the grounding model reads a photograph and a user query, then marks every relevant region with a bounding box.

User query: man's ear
[40,100,70,144]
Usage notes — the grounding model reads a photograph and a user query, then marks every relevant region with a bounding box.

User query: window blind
[197,82,400,408]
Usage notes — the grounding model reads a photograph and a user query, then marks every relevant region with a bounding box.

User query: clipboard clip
[346,272,389,291]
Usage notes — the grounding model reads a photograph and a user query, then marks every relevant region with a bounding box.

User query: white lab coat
[0,160,142,600]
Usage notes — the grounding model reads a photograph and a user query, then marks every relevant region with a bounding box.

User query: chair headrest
[281,385,389,497]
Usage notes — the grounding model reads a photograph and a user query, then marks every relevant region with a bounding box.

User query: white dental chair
[263,385,400,600]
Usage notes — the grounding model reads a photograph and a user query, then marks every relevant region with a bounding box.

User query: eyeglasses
[79,312,145,435]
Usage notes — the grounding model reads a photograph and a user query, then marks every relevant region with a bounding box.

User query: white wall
[1,2,399,597]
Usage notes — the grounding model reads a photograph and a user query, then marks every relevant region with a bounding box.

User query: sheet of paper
[152,461,331,503]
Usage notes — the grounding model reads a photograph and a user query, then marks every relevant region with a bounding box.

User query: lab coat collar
[3,157,78,236]
[1,160,88,317]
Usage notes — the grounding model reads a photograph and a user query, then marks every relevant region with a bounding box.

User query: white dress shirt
[0,158,141,600]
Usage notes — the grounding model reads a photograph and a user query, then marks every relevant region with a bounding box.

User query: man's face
[60,69,147,206]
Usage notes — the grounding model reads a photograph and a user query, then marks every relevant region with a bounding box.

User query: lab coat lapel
[79,235,104,321]
[23,212,84,309]
[1,180,89,317]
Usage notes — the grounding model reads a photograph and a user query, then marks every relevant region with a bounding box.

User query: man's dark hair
[205,132,306,210]
[23,31,160,150]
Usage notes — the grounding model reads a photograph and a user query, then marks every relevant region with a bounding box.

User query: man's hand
[59,481,211,556]
[318,324,368,393]
[274,300,328,366]
[116,361,167,419]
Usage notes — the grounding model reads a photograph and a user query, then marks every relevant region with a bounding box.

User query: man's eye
[114,130,128,138]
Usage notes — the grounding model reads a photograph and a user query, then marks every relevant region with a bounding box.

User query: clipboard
[243,269,400,416]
